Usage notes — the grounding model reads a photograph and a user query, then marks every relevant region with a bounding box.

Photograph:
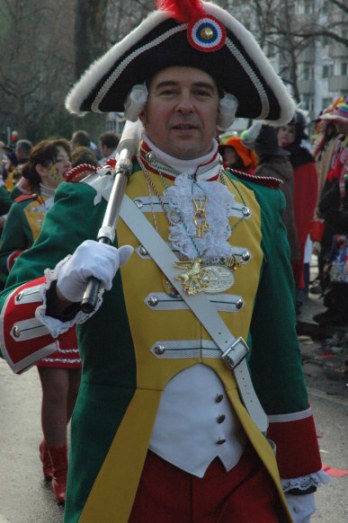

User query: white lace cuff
[35,256,103,338]
[282,469,331,493]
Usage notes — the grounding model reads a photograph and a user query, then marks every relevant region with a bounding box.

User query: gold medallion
[175,259,235,295]
[175,258,210,295]
[203,266,235,293]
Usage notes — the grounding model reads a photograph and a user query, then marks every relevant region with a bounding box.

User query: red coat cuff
[267,407,322,478]
[0,277,57,373]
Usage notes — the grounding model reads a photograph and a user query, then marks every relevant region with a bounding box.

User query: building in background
[294,0,348,118]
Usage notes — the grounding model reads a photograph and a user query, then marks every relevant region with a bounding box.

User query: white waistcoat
[149,363,247,477]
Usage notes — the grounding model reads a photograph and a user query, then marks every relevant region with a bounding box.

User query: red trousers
[129,445,285,522]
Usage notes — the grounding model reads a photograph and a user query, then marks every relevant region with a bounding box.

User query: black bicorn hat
[65,0,295,126]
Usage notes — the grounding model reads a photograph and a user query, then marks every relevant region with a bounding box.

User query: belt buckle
[222,337,249,370]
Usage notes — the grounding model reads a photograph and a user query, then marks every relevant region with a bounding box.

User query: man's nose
[176,92,194,112]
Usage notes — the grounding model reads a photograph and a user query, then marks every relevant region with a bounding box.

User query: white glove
[57,239,133,302]
[285,493,315,523]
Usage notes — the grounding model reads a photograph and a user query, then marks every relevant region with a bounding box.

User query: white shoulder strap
[119,194,268,433]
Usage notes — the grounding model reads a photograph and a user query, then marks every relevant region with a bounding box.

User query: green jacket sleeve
[0,186,13,215]
[0,202,33,276]
[249,186,308,414]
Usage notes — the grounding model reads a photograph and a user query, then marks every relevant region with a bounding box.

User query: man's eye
[195,90,211,97]
[159,89,176,96]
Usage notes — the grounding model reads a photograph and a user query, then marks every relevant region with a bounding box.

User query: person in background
[70,129,91,150]
[0,143,14,233]
[314,118,340,200]
[313,99,348,326]
[244,124,299,263]
[0,187,13,240]
[0,138,81,505]
[98,131,120,165]
[0,1,327,521]
[0,143,16,234]
[278,110,318,314]
[71,146,98,168]
[218,134,256,174]
[70,129,101,161]
[5,139,33,193]
[0,141,9,180]
[310,111,341,294]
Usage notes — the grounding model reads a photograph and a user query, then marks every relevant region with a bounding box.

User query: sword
[80,119,143,313]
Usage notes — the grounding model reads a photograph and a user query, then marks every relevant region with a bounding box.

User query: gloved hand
[285,492,315,523]
[57,239,133,302]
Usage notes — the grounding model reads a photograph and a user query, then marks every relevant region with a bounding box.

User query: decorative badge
[187,15,226,52]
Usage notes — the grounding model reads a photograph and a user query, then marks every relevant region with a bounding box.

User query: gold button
[201,27,214,40]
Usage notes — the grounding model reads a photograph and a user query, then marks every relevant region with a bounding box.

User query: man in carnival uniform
[0,1,327,521]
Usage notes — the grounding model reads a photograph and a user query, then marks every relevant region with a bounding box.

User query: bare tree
[74,0,108,79]
[217,0,347,104]
[265,1,348,47]
[0,0,75,143]
[106,0,153,45]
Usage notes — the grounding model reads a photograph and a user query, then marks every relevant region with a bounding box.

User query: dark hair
[290,110,309,144]
[99,132,119,150]
[71,146,98,167]
[22,138,71,192]
[71,130,90,148]
[15,139,33,156]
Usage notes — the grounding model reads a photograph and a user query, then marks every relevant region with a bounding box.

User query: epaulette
[15,193,38,203]
[225,168,283,189]
[65,163,97,183]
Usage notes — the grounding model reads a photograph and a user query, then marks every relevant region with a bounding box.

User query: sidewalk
[296,258,348,399]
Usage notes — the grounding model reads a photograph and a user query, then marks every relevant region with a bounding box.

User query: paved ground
[296,266,348,522]
[297,284,348,401]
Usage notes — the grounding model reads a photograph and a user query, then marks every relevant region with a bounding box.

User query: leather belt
[119,194,268,433]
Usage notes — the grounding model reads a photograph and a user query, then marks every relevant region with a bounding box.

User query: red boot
[39,439,53,481]
[48,445,68,505]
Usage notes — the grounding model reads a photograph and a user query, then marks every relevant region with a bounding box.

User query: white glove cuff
[35,256,103,338]
[285,492,315,523]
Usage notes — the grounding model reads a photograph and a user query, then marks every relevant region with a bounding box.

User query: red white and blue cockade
[188,16,226,52]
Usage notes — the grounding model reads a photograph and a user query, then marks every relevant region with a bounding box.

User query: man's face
[140,66,219,160]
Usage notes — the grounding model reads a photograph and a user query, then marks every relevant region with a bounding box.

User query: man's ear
[139,110,147,126]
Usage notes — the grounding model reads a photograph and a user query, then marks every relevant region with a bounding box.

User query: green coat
[0,161,320,522]
[0,194,50,279]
